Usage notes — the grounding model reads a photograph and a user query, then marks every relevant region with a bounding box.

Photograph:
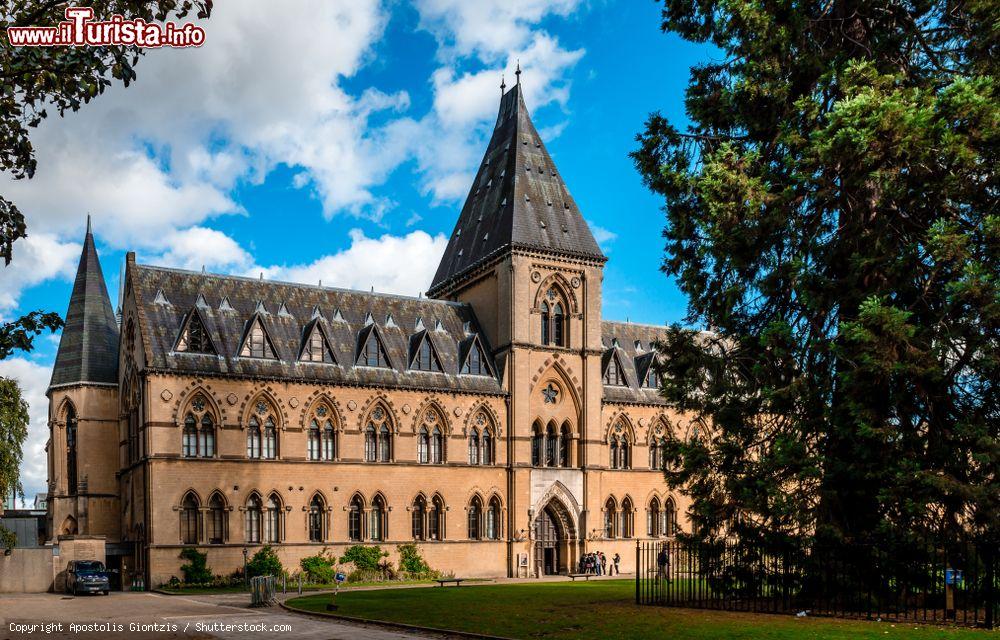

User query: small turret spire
[500,73,506,94]
[86,213,92,235]
[515,60,521,84]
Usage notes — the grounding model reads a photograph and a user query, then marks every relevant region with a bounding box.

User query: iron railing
[636,538,997,629]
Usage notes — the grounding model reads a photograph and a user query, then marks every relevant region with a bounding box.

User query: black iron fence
[636,538,997,628]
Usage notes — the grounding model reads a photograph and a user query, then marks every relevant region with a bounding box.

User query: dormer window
[357,326,390,368]
[239,316,277,359]
[461,336,491,376]
[175,308,215,354]
[604,350,627,386]
[300,321,336,364]
[410,333,442,372]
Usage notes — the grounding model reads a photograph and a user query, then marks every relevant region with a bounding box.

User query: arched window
[418,427,430,464]
[308,420,322,461]
[200,414,215,457]
[181,493,199,544]
[247,398,278,460]
[468,428,480,465]
[208,493,226,544]
[322,421,335,460]
[431,427,443,464]
[308,495,325,542]
[620,434,631,469]
[648,438,659,470]
[467,496,482,540]
[486,497,501,540]
[429,495,445,541]
[366,405,392,462]
[540,301,550,345]
[658,436,668,470]
[183,415,198,457]
[663,498,677,536]
[245,494,262,543]
[559,423,571,467]
[647,498,661,537]
[370,495,386,542]
[348,495,363,541]
[610,436,620,469]
[263,418,277,459]
[545,423,557,467]
[65,404,78,494]
[247,416,262,459]
[412,496,426,540]
[552,302,564,346]
[365,425,377,461]
[604,498,617,539]
[621,497,634,539]
[264,494,281,543]
[531,421,543,466]
[482,426,494,465]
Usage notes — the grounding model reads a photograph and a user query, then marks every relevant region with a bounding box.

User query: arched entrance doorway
[533,499,576,576]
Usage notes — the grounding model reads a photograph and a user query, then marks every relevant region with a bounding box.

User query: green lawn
[157,578,439,595]
[286,579,987,640]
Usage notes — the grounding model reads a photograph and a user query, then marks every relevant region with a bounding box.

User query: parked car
[65,560,111,595]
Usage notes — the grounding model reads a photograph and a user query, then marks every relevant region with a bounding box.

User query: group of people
[579,551,621,575]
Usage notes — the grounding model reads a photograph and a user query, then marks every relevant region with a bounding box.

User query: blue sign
[945,569,963,585]
[334,572,347,584]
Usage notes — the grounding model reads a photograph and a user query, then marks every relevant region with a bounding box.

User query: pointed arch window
[364,406,393,462]
[468,428,480,465]
[663,498,677,537]
[240,317,277,359]
[247,417,262,459]
[467,496,482,540]
[540,301,550,345]
[246,494,262,543]
[412,496,427,540]
[531,421,543,467]
[300,323,336,363]
[539,287,568,347]
[263,417,277,459]
[486,497,501,540]
[482,427,494,465]
[66,405,78,494]
[552,302,564,346]
[647,498,662,537]
[559,423,571,467]
[348,495,363,541]
[370,495,387,542]
[429,495,445,541]
[621,497,634,539]
[365,425,377,462]
[182,395,214,458]
[379,425,391,462]
[181,493,200,544]
[308,420,322,461]
[183,415,198,457]
[430,427,443,464]
[306,403,337,461]
[610,428,631,469]
[418,427,430,464]
[246,399,278,460]
[604,498,617,539]
[176,309,215,354]
[308,495,325,542]
[545,423,558,467]
[208,493,226,544]
[264,494,282,543]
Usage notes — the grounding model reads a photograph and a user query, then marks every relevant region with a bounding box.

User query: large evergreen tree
[633,0,997,550]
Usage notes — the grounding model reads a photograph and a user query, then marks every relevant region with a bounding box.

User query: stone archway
[532,497,577,576]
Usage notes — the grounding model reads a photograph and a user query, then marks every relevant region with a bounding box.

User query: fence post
[635,541,640,604]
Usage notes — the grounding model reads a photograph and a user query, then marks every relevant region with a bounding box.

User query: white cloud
[260,228,448,297]
[146,227,255,273]
[588,220,618,249]
[0,358,51,506]
[0,234,79,316]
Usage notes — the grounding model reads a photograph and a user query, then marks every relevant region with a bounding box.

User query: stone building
[46,81,698,587]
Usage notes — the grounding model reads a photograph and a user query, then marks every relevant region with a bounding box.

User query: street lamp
[242,547,248,587]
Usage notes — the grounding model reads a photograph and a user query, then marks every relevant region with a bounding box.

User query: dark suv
[65,560,111,595]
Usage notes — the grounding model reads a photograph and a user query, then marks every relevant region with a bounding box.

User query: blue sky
[1,0,711,501]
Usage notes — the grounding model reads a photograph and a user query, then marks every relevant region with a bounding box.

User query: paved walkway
[0,591,430,640]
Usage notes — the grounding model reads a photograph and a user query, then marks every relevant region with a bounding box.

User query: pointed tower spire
[428,81,605,296]
[49,219,119,389]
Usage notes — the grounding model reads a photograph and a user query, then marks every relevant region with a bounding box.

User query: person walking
[600,552,607,576]
[613,552,621,575]
[656,544,670,582]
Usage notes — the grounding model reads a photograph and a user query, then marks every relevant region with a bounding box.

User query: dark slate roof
[600,321,668,405]
[131,264,503,395]
[429,82,605,295]
[49,220,120,389]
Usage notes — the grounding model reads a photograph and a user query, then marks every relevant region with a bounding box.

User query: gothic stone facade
[47,83,697,587]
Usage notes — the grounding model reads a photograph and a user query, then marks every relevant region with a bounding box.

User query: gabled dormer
[459,333,494,377]
[238,313,279,360]
[634,351,659,388]
[602,347,629,387]
[356,324,391,368]
[299,318,337,364]
[174,307,216,355]
[408,330,443,372]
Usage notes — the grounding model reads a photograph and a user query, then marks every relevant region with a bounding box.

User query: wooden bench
[435,578,466,587]
[568,573,594,581]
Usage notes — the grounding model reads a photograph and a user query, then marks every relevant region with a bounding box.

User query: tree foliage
[0,377,29,506]
[633,0,998,550]
[179,547,212,583]
[246,545,283,579]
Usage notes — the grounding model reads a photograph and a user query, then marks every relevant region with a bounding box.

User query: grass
[157,578,440,595]
[286,579,988,639]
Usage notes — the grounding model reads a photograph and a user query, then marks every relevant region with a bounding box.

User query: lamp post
[242,547,248,588]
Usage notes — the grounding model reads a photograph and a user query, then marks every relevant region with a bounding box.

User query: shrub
[396,543,430,575]
[300,548,336,583]
[0,525,15,552]
[179,547,212,584]
[246,545,283,579]
[339,545,386,572]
